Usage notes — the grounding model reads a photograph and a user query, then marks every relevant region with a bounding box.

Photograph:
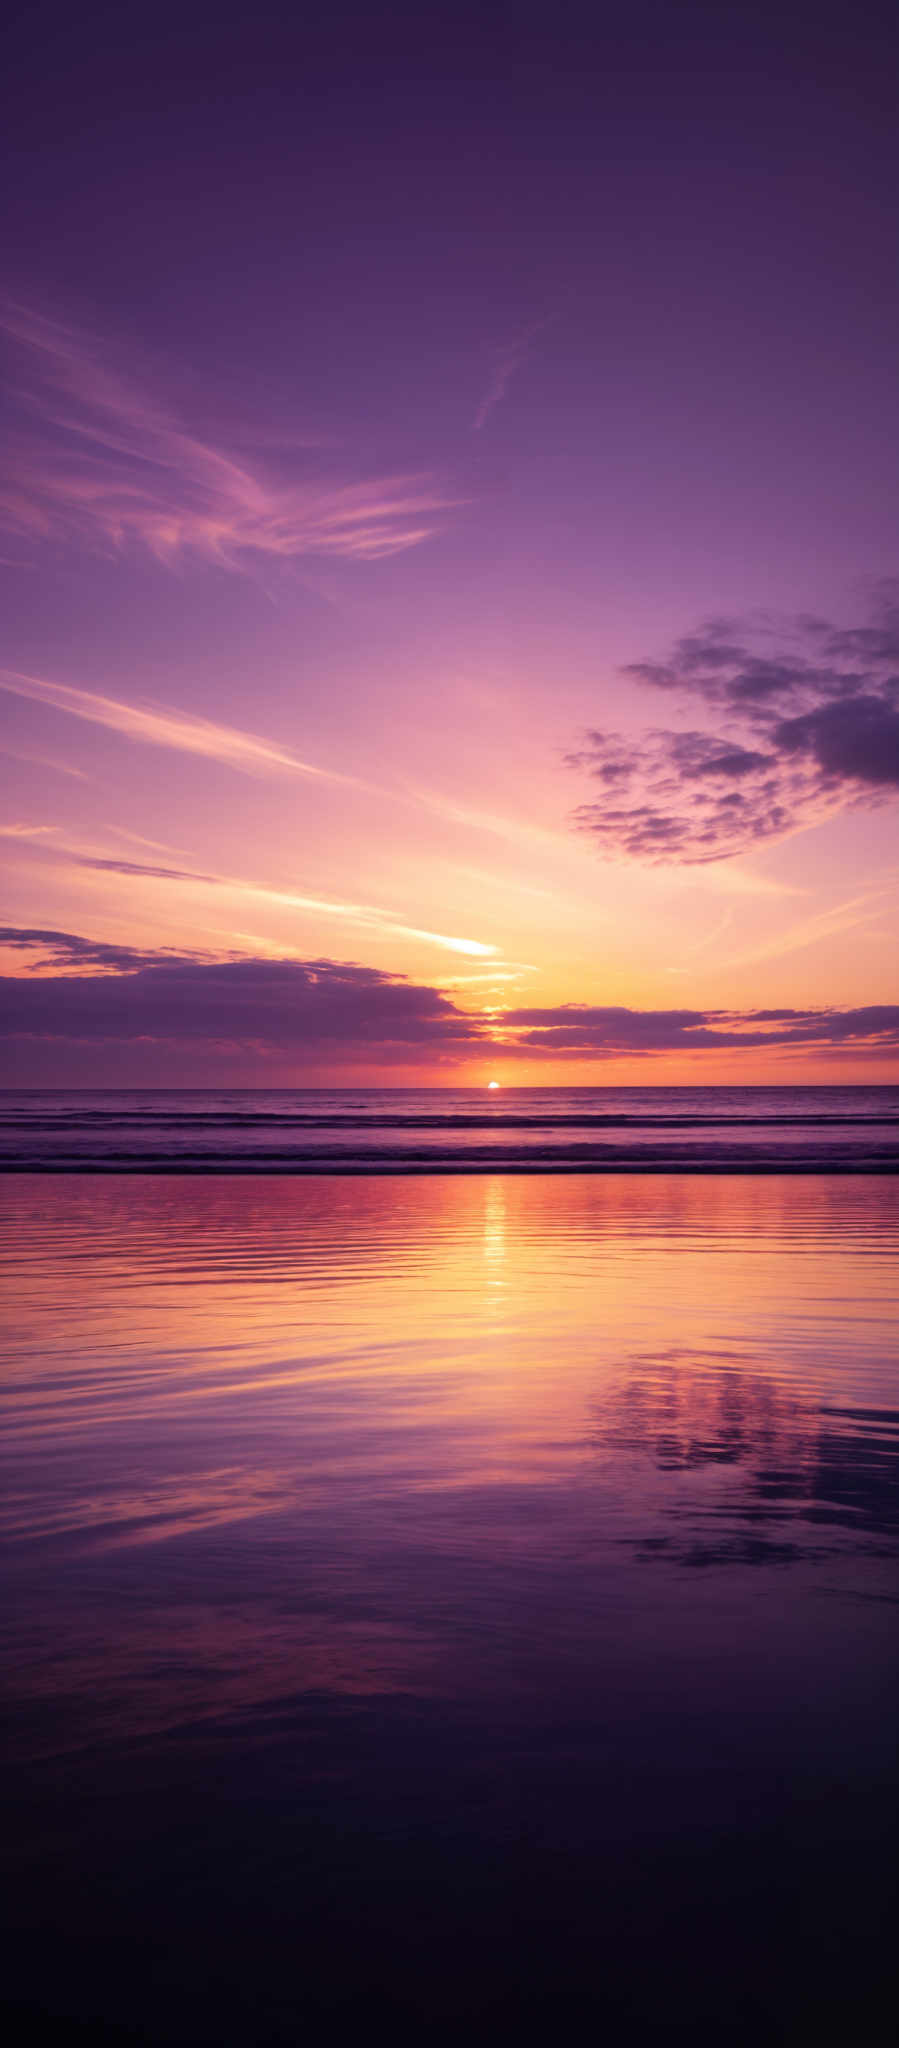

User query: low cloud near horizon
[569,594,899,863]
[0,929,473,1059]
[3,927,899,1072]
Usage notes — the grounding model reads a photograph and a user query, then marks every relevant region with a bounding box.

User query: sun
[487,1080,500,1090]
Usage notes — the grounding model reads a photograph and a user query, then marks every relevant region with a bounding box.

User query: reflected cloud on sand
[1,1172,898,1768]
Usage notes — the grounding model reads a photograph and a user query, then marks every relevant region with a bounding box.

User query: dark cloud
[0,925,200,971]
[501,1003,899,1054]
[0,936,480,1054]
[569,591,899,861]
[775,695,899,785]
[71,856,222,884]
[3,929,899,1064]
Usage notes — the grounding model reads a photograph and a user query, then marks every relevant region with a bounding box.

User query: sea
[1,1090,897,2043]
[2,1081,899,1170]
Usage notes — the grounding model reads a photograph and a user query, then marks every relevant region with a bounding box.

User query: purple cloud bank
[0,931,470,1055]
[3,929,899,1065]
[569,596,899,861]
[500,1004,899,1055]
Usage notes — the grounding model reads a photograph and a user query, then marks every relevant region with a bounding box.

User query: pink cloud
[1,302,460,568]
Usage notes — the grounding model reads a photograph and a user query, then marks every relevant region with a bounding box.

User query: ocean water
[1,1166,897,2043]
[2,1082,899,1169]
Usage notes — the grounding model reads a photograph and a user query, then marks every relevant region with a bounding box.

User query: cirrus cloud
[0,301,459,569]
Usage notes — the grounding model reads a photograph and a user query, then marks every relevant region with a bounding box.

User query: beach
[2,1153,897,2041]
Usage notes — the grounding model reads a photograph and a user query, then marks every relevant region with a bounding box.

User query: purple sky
[3,2,899,1081]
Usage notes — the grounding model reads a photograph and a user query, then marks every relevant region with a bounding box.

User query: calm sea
[1,1143,898,2039]
[2,1082,899,1169]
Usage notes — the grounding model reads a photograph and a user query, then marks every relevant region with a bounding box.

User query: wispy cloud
[0,821,59,837]
[713,884,897,972]
[106,826,190,857]
[44,845,498,959]
[438,964,537,988]
[0,667,354,782]
[472,321,548,431]
[1,300,458,569]
[410,786,581,861]
[0,745,90,782]
[1,664,588,866]
[569,592,899,862]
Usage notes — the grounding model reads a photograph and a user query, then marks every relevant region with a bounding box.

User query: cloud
[710,885,894,973]
[2,929,898,1063]
[568,592,899,861]
[0,821,59,837]
[3,667,577,879]
[0,745,90,781]
[775,695,899,785]
[472,336,530,432]
[1,300,458,568]
[0,666,355,783]
[0,659,584,876]
[471,319,550,432]
[499,1002,899,1054]
[70,854,223,885]
[20,843,498,958]
[0,925,202,972]
[0,938,480,1054]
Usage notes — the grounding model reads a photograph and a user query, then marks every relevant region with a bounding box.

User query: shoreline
[3,1158,899,1175]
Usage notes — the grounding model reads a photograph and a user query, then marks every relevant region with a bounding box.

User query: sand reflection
[1,1172,897,1762]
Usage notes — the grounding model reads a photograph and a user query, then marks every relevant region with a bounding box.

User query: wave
[3,1088,899,1170]
[4,1110,899,1131]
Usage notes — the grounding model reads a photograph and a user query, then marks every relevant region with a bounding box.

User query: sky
[2,0,899,1084]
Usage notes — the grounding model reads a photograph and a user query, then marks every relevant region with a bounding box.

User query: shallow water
[1,1172,897,2042]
